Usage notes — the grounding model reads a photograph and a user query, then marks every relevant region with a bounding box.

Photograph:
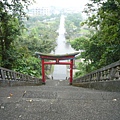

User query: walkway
[53,15,75,80]
[0,80,120,120]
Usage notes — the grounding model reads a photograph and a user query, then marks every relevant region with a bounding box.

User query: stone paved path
[0,80,120,120]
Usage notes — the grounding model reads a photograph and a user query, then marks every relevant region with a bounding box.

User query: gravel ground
[0,79,120,120]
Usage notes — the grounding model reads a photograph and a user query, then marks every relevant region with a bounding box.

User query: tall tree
[0,0,33,68]
[82,0,120,68]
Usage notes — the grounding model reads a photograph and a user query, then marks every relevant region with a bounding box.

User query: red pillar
[70,59,73,85]
[41,59,45,84]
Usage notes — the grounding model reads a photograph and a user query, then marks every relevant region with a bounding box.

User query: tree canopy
[83,0,120,67]
[0,0,60,77]
[70,0,120,76]
[65,13,83,40]
[0,0,32,68]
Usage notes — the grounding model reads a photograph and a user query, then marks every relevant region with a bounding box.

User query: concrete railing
[73,60,120,91]
[0,67,42,86]
[74,60,120,83]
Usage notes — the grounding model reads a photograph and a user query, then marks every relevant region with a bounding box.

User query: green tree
[12,15,60,77]
[82,0,120,69]
[0,1,60,78]
[13,46,41,77]
[0,0,32,69]
[65,13,83,40]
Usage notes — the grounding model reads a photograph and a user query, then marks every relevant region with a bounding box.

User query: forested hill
[64,0,120,77]
[0,0,60,77]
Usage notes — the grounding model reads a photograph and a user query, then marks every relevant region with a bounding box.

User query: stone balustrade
[0,67,42,86]
[74,60,120,83]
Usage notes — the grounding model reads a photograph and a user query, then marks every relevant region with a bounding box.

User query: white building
[29,7,51,16]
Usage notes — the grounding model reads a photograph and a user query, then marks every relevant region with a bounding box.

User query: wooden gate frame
[35,52,79,85]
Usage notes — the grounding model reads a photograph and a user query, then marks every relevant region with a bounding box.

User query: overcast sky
[31,0,89,9]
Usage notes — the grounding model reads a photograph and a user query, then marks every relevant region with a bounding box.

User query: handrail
[0,67,42,85]
[73,60,120,83]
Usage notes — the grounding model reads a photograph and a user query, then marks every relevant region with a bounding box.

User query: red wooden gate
[35,52,79,85]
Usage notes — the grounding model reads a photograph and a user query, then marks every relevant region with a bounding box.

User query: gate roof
[35,52,79,60]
